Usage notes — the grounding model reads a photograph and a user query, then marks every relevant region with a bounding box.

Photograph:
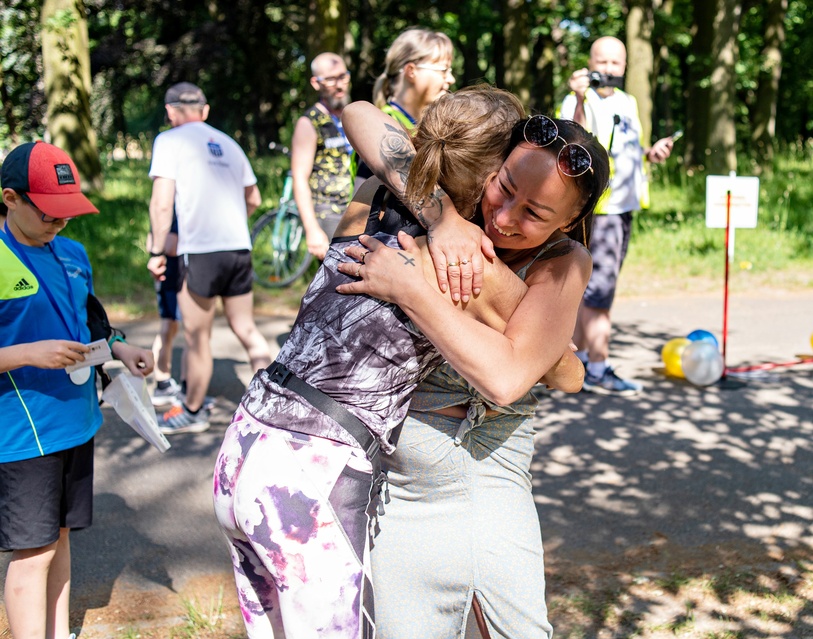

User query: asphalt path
[1,290,812,635]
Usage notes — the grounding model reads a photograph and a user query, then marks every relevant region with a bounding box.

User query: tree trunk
[686,0,715,168]
[530,1,558,115]
[626,0,656,147]
[0,65,20,145]
[707,0,741,174]
[751,0,787,170]
[41,0,102,191]
[501,0,531,107]
[348,0,379,103]
[655,0,675,136]
[308,0,348,59]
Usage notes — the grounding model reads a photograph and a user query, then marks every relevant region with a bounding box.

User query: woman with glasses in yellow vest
[351,27,456,190]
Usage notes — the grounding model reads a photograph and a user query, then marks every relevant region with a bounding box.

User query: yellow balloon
[661,337,691,378]
[810,332,813,351]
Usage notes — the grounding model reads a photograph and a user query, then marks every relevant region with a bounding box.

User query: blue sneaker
[582,366,642,397]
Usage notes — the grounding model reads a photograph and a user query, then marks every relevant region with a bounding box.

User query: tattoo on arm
[376,124,447,234]
[413,189,445,237]
[377,123,414,199]
[397,252,416,267]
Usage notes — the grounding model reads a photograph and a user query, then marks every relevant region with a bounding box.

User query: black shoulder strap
[86,293,125,395]
[364,186,426,239]
[363,186,389,235]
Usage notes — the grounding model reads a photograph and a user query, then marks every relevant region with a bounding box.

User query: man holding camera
[561,35,674,396]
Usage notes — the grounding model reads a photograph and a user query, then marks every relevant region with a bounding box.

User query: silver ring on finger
[460,259,470,265]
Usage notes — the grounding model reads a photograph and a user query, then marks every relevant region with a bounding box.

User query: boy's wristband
[108,335,127,354]
[149,251,165,258]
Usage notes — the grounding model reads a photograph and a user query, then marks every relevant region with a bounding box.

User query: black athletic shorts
[156,255,181,320]
[181,249,254,298]
[0,438,95,551]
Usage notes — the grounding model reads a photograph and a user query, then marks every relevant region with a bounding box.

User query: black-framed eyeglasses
[17,191,71,224]
[523,115,593,178]
[316,71,351,87]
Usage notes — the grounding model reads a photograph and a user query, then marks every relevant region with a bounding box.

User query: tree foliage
[0,0,810,174]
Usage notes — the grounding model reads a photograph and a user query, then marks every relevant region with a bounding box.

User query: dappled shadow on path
[70,356,252,603]
[532,319,813,637]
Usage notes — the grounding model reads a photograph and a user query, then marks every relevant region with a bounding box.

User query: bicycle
[251,143,313,288]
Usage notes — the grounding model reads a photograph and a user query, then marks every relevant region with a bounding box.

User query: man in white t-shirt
[561,36,674,397]
[147,82,271,434]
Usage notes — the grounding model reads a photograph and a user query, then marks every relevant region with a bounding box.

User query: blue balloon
[687,329,719,348]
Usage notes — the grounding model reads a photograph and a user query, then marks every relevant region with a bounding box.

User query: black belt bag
[266,361,389,514]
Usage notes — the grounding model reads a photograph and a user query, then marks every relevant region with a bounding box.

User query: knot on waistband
[453,400,487,446]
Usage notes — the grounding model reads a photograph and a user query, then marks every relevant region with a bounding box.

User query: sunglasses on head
[523,115,593,178]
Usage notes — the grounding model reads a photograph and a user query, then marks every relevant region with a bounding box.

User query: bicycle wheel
[251,208,313,288]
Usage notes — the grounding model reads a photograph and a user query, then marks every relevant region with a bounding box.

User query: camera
[588,71,625,90]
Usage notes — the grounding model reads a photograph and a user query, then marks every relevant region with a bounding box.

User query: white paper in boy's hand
[65,338,113,373]
[101,373,171,453]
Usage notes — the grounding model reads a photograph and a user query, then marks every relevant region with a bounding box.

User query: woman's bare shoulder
[525,239,592,285]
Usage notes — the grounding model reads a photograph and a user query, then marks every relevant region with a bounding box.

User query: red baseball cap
[1,141,99,218]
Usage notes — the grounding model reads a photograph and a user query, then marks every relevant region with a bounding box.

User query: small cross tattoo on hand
[397,251,416,267]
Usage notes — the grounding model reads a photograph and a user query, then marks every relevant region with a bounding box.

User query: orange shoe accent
[163,404,184,420]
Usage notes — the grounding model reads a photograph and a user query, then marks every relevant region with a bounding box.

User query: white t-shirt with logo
[561,89,644,214]
[149,121,257,254]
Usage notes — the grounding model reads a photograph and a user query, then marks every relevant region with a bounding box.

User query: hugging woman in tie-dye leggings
[212,86,599,639]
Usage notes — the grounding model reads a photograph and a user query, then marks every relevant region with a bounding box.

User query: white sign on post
[705,174,759,229]
[705,174,760,261]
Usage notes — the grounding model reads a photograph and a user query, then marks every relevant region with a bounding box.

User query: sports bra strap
[514,236,573,280]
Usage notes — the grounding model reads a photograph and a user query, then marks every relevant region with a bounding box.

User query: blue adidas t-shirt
[0,233,103,463]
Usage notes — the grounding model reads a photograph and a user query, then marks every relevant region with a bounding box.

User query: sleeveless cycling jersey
[304,104,353,215]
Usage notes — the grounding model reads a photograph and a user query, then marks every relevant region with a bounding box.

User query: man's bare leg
[177,283,216,412]
[152,318,180,383]
[575,304,612,362]
[223,292,272,371]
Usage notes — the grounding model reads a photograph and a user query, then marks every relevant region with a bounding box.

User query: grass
[170,587,227,638]
[625,153,813,296]
[66,151,813,317]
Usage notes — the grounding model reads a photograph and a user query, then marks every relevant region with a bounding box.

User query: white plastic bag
[102,373,171,453]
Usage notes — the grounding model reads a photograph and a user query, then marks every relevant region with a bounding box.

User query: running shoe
[151,378,182,407]
[179,392,217,411]
[159,404,211,435]
[582,366,642,397]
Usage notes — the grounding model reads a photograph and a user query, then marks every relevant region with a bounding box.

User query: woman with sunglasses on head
[213,86,591,639]
[339,103,609,639]
[352,27,456,190]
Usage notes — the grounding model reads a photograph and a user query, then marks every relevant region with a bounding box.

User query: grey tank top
[407,236,573,443]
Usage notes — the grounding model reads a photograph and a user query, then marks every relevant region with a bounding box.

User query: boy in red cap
[0,141,154,639]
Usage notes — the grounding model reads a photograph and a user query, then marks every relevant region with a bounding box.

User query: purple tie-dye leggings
[213,406,376,638]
